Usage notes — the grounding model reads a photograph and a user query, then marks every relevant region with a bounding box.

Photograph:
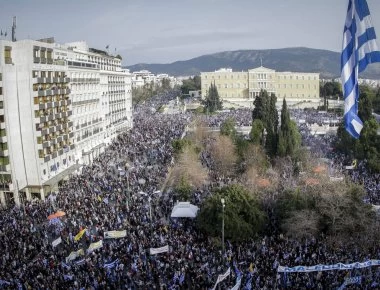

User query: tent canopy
[171,202,199,218]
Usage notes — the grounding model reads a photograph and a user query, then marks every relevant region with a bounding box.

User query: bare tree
[282,209,319,239]
[170,147,208,189]
[208,135,237,178]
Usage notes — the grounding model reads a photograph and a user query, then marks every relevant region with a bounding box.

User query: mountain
[125,47,380,79]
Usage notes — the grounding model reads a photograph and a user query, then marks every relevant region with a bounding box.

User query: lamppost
[221,198,225,255]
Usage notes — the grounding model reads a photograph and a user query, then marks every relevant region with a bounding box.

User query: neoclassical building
[201,66,320,107]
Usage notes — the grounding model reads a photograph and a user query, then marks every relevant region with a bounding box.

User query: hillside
[125,47,380,79]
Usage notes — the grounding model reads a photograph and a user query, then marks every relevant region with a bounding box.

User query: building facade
[201,66,320,107]
[0,38,132,206]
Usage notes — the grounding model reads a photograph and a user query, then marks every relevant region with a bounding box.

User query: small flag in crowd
[74,228,86,241]
[341,0,380,138]
[179,272,185,285]
[104,258,119,269]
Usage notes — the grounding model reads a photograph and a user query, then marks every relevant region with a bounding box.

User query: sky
[1,0,380,66]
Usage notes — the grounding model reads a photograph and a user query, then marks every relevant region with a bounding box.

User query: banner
[104,230,127,239]
[278,260,380,273]
[87,240,103,253]
[65,249,84,263]
[74,229,86,241]
[52,237,62,248]
[230,276,242,290]
[338,276,362,290]
[211,267,231,290]
[150,245,169,255]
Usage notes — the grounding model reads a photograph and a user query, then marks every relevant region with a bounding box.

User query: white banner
[52,237,62,248]
[104,230,127,239]
[230,276,242,290]
[211,267,231,290]
[150,245,169,255]
[87,240,103,253]
[65,249,84,263]
[278,260,380,273]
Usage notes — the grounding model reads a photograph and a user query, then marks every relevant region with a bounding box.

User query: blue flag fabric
[341,0,380,138]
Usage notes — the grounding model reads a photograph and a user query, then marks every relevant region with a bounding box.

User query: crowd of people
[0,98,380,289]
[294,109,380,206]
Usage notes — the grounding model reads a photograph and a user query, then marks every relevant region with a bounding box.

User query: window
[4,46,12,64]
[225,84,228,88]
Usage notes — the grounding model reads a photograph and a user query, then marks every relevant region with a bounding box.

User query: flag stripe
[341,0,380,138]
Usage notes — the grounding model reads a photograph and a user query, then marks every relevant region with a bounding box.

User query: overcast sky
[1,0,380,65]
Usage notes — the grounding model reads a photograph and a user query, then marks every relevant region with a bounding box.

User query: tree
[265,93,279,156]
[196,185,267,242]
[373,88,380,114]
[277,99,300,157]
[220,117,237,140]
[203,83,223,113]
[250,119,265,145]
[209,135,237,177]
[170,147,208,199]
[181,76,201,95]
[160,78,171,91]
[252,89,269,122]
[281,209,319,239]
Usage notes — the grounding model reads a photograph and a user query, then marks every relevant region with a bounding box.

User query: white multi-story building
[0,38,132,206]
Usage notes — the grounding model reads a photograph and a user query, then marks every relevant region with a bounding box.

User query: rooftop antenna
[12,16,16,42]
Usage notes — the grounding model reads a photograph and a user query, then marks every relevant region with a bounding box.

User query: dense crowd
[0,100,379,289]
[293,109,380,206]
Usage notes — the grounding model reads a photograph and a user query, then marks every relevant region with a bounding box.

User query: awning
[43,164,83,187]
[171,202,199,218]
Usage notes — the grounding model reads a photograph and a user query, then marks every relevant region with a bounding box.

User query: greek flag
[104,258,119,269]
[341,0,380,138]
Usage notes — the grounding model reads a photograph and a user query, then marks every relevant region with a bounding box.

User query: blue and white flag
[104,258,119,269]
[63,274,74,281]
[0,280,11,286]
[341,0,380,138]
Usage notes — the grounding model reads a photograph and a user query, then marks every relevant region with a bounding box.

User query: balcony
[69,132,74,138]
[44,156,50,162]
[42,128,48,136]
[70,144,75,150]
[57,136,63,143]
[0,164,11,172]
[36,77,46,83]
[0,136,7,143]
[38,90,46,97]
[68,121,73,127]
[0,149,9,157]
[33,57,40,64]
[41,58,47,64]
[43,141,50,148]
[47,58,53,65]
[58,149,64,156]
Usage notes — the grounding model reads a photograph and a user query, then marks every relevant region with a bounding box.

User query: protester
[0,100,379,289]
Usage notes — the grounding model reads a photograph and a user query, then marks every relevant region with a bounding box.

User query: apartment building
[201,66,320,107]
[0,38,132,206]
